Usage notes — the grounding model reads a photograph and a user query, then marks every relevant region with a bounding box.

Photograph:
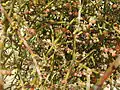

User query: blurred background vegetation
[0,0,120,89]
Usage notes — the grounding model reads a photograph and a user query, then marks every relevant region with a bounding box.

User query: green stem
[72,34,76,61]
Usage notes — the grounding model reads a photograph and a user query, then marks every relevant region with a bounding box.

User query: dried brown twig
[91,55,120,90]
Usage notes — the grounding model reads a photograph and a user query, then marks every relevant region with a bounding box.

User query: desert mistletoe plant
[0,0,120,90]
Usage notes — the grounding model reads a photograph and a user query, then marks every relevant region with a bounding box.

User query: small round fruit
[112,52,116,57]
[103,48,109,53]
[74,72,78,76]
[69,12,72,15]
[90,20,96,24]
[61,80,67,84]
[112,4,118,9]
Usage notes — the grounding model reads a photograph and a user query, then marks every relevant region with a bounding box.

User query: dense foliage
[0,0,120,89]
